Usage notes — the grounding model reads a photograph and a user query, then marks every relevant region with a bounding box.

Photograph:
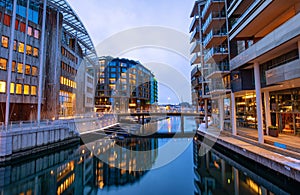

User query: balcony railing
[202,11,226,33]
[204,45,228,62]
[190,40,201,54]
[208,80,231,92]
[201,0,225,20]
[190,26,200,43]
[203,28,227,47]
[190,53,199,65]
[207,62,230,76]
[189,15,199,32]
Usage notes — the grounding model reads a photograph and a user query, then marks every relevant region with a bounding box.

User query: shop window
[3,14,11,26]
[31,86,37,95]
[0,58,7,70]
[25,65,31,74]
[27,26,33,36]
[33,48,39,57]
[20,22,26,33]
[34,29,40,39]
[24,85,29,95]
[1,36,9,48]
[10,83,14,94]
[13,40,17,51]
[15,19,19,30]
[32,66,37,76]
[16,84,22,94]
[18,42,24,53]
[26,45,32,55]
[0,81,6,93]
[17,63,23,73]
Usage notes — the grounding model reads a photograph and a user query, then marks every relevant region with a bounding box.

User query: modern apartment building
[93,57,158,113]
[190,0,231,129]
[227,0,300,142]
[0,0,97,124]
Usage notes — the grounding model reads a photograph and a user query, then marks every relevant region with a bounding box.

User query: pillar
[264,91,271,135]
[219,97,224,131]
[181,115,184,133]
[221,159,226,187]
[205,99,208,128]
[298,41,300,58]
[22,0,30,78]
[5,0,17,129]
[254,62,264,144]
[233,167,239,195]
[37,0,48,125]
[231,92,237,135]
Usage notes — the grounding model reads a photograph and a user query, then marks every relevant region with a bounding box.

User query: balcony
[203,28,227,48]
[201,0,225,21]
[191,64,202,77]
[202,11,226,34]
[190,53,201,65]
[190,27,200,43]
[190,40,201,54]
[206,62,230,79]
[189,15,200,33]
[204,45,228,63]
[207,80,231,95]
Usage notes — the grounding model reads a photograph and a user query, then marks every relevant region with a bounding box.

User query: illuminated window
[32,66,37,76]
[3,14,11,26]
[13,40,17,50]
[1,36,8,48]
[25,65,30,74]
[34,29,40,39]
[20,22,26,32]
[15,19,19,30]
[27,26,33,36]
[33,48,39,57]
[60,76,63,84]
[12,61,16,72]
[24,85,29,95]
[31,86,37,95]
[16,84,22,94]
[0,81,6,93]
[10,83,14,94]
[17,63,23,73]
[26,45,32,55]
[0,58,7,70]
[18,42,24,53]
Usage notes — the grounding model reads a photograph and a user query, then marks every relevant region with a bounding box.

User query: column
[264,91,271,135]
[298,41,300,58]
[205,99,208,128]
[5,0,18,129]
[54,10,60,119]
[221,159,226,187]
[22,0,30,78]
[233,167,239,195]
[219,97,224,131]
[231,92,237,135]
[254,62,264,144]
[37,0,48,125]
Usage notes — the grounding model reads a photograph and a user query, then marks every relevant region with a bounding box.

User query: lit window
[27,26,33,36]
[0,58,7,70]
[17,63,23,73]
[18,42,24,53]
[0,81,6,93]
[34,29,40,39]
[1,36,9,48]
[13,40,17,50]
[33,48,39,57]
[15,19,19,30]
[26,45,32,55]
[24,85,29,95]
[20,22,26,33]
[12,61,16,72]
[31,86,37,95]
[60,76,63,84]
[16,84,22,94]
[3,14,11,26]
[25,65,30,74]
[10,83,14,94]
[32,66,37,76]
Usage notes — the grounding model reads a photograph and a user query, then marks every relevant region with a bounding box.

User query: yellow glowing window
[32,66,37,76]
[60,76,63,84]
[24,85,29,95]
[10,83,14,94]
[31,86,37,95]
[12,61,16,72]
[18,42,24,53]
[1,36,8,48]
[26,45,32,55]
[33,48,39,57]
[16,84,22,94]
[109,78,116,83]
[0,81,6,93]
[17,63,23,73]
[0,58,7,70]
[25,65,30,74]
[109,84,116,90]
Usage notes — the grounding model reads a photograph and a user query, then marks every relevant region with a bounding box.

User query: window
[18,42,24,53]
[32,66,37,76]
[31,86,37,95]
[17,63,23,73]
[33,48,39,57]
[0,81,6,93]
[12,61,16,72]
[3,14,11,26]
[15,19,19,30]
[26,45,32,55]
[0,58,7,70]
[25,65,31,74]
[1,36,9,48]
[20,22,26,33]
[13,40,17,51]
[24,85,29,95]
[10,83,14,94]
[34,29,40,39]
[27,26,33,36]
[16,84,22,94]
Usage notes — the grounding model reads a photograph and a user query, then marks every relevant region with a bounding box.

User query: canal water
[0,117,299,195]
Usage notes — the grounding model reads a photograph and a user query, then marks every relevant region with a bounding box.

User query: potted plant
[268,126,279,137]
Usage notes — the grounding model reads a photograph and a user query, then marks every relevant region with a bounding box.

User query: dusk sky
[69,0,195,104]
